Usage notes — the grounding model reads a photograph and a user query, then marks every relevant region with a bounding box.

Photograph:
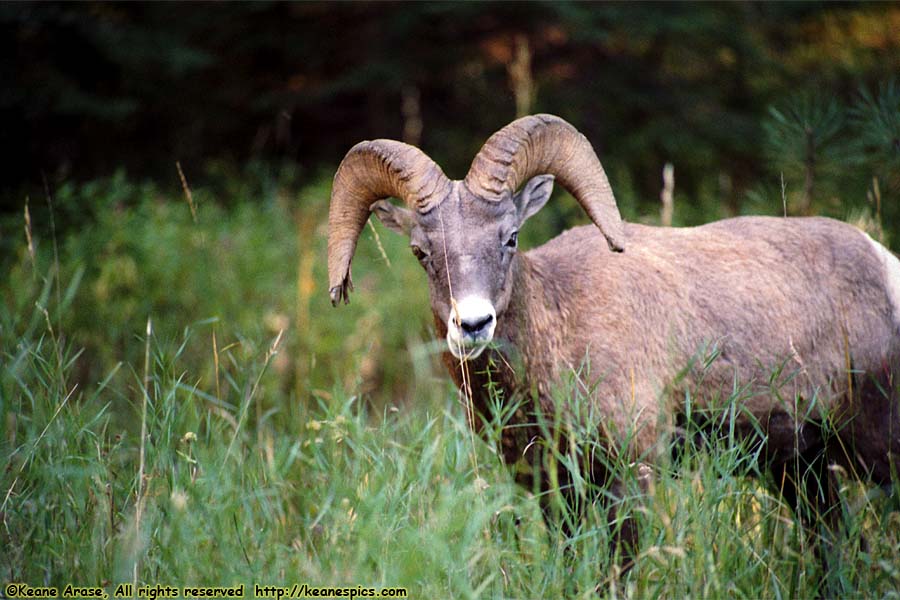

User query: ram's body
[326,114,900,575]
[436,216,900,484]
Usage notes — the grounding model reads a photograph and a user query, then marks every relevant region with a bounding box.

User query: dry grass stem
[367,219,391,267]
[42,175,62,318]
[176,161,198,223]
[23,198,35,266]
[780,172,787,217]
[660,163,674,227]
[134,317,153,589]
[213,329,221,403]
[437,204,481,485]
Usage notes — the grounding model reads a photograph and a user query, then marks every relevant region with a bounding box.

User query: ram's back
[529,216,899,431]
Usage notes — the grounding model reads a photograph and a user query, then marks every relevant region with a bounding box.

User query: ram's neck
[500,253,569,393]
[433,253,568,476]
[437,253,568,423]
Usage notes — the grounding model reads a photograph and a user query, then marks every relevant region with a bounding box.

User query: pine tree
[763,94,847,216]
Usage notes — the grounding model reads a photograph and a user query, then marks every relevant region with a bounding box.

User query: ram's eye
[410,245,428,261]
[505,231,519,249]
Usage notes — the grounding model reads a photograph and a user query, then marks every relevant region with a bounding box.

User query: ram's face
[372,176,554,359]
[326,115,624,363]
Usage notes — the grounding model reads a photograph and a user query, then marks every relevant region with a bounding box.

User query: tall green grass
[2,173,899,598]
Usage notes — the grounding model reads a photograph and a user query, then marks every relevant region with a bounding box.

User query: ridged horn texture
[464,113,626,251]
[328,140,451,306]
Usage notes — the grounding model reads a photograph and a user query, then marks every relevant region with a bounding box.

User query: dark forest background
[3,1,899,236]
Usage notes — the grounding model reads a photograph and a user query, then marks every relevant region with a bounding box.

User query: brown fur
[442,216,898,474]
[434,214,899,574]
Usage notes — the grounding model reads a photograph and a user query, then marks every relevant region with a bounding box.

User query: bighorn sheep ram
[327,113,900,565]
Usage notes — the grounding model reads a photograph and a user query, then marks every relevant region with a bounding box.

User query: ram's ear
[513,175,555,224]
[371,200,417,236]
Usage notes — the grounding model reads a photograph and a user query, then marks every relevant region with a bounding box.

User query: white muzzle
[446,296,496,360]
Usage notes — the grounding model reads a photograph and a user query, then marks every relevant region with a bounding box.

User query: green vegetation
[2,172,899,598]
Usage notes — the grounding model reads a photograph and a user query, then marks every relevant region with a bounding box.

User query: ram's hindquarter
[439,215,900,484]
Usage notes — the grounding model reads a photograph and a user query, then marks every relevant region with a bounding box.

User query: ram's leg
[770,441,842,596]
[603,478,641,574]
[534,452,644,586]
[843,362,900,488]
[825,364,900,560]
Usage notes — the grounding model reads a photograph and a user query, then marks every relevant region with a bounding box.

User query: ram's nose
[459,313,494,337]
[446,296,497,359]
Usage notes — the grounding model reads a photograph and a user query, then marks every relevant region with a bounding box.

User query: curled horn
[464,114,625,251]
[327,140,451,306]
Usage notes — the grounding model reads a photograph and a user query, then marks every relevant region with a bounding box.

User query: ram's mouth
[446,334,490,360]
